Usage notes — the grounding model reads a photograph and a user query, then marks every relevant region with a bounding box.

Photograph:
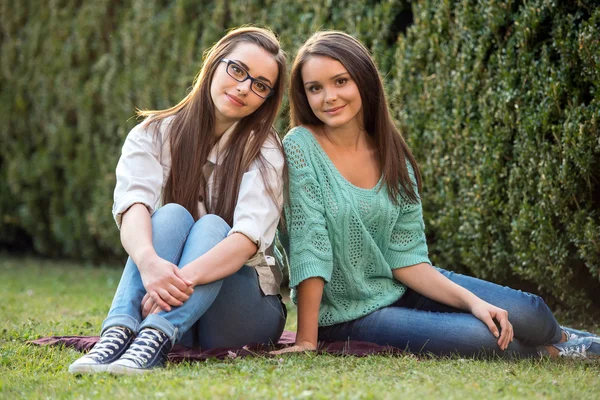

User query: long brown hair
[138,27,286,225]
[289,31,422,203]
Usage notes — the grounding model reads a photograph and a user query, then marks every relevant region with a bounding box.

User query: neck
[214,113,237,138]
[322,121,367,151]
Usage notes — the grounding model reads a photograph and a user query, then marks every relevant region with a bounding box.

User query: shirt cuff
[112,193,155,229]
[227,226,270,267]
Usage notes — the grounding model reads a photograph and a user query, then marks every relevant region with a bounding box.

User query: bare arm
[393,263,513,350]
[271,277,323,354]
[120,204,155,265]
[392,263,479,310]
[295,278,324,348]
[179,233,258,286]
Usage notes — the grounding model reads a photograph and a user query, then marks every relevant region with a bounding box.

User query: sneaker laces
[557,343,587,359]
[88,326,130,360]
[120,328,165,366]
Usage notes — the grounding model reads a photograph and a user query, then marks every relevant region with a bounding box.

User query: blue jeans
[102,203,286,349]
[318,268,562,357]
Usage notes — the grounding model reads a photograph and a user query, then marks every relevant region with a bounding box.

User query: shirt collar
[207,121,238,165]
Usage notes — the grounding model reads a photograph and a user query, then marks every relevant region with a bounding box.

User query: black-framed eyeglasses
[220,58,274,99]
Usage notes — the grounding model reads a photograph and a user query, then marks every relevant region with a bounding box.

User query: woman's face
[301,56,363,131]
[210,42,279,126]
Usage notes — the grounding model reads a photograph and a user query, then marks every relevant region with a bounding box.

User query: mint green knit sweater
[281,126,431,326]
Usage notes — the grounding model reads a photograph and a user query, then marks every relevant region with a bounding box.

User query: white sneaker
[553,337,600,360]
[68,326,135,374]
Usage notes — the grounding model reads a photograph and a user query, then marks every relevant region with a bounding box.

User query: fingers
[142,297,151,318]
[270,345,306,355]
[150,291,171,312]
[167,284,191,303]
[481,313,500,339]
[142,294,162,318]
[142,293,156,318]
[141,293,150,308]
[157,288,183,307]
[172,267,195,291]
[495,310,513,351]
[151,303,162,315]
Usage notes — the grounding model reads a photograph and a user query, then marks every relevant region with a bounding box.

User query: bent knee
[152,203,194,226]
[193,213,231,237]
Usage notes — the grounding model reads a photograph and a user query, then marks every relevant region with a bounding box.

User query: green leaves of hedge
[1,0,598,312]
[394,0,600,312]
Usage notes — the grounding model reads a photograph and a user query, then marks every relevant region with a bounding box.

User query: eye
[230,64,246,77]
[335,78,348,85]
[253,81,268,93]
[307,85,322,93]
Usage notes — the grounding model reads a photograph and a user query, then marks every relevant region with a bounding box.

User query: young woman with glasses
[274,31,599,359]
[69,27,288,374]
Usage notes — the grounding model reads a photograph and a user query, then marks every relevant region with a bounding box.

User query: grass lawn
[1,256,599,399]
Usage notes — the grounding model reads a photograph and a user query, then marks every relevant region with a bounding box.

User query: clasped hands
[138,255,195,319]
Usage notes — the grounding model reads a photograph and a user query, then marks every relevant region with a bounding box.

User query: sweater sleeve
[386,162,431,269]
[283,134,334,288]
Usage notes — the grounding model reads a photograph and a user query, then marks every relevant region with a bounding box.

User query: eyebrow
[233,59,274,85]
[303,72,349,87]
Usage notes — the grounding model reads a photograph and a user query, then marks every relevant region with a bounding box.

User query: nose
[324,87,338,103]
[236,79,252,95]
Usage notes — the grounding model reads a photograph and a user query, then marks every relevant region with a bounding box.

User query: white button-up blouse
[112,116,284,295]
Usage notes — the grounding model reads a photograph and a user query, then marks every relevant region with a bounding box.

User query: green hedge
[393,0,600,313]
[1,0,598,313]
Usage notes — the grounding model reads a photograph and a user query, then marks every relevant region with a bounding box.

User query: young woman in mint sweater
[275,31,599,359]
[69,27,288,374]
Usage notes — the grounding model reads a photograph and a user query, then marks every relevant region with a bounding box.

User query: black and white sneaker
[553,337,600,359]
[107,328,172,375]
[68,326,135,374]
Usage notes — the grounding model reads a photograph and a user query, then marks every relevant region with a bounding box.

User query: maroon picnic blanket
[29,331,402,361]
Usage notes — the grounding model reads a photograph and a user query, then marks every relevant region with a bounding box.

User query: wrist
[134,246,157,269]
[463,293,483,312]
[180,263,201,286]
[295,339,317,349]
[295,333,317,347]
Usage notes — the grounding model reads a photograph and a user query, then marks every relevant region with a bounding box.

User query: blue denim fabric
[318,268,562,358]
[102,203,286,348]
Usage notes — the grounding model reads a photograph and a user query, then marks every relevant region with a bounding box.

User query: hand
[138,254,194,312]
[141,293,166,318]
[270,340,317,355]
[469,300,513,351]
[141,266,197,318]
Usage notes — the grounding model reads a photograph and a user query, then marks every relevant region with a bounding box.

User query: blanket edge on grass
[28,331,403,361]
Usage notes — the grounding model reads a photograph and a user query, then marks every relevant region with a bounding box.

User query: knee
[152,203,194,227]
[509,292,559,336]
[192,214,231,237]
[523,292,552,315]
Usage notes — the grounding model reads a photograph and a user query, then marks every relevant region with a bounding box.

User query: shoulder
[282,125,315,147]
[282,125,321,161]
[282,126,324,174]
[128,115,176,143]
[257,130,285,169]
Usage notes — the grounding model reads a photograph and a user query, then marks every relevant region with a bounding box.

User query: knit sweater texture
[281,126,431,326]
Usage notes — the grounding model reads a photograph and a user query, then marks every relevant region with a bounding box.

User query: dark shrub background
[2,0,598,314]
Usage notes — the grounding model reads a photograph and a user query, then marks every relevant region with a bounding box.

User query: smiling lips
[226,93,245,107]
[324,104,346,114]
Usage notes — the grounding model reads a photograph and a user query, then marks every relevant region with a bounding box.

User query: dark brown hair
[138,27,286,225]
[289,30,422,203]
